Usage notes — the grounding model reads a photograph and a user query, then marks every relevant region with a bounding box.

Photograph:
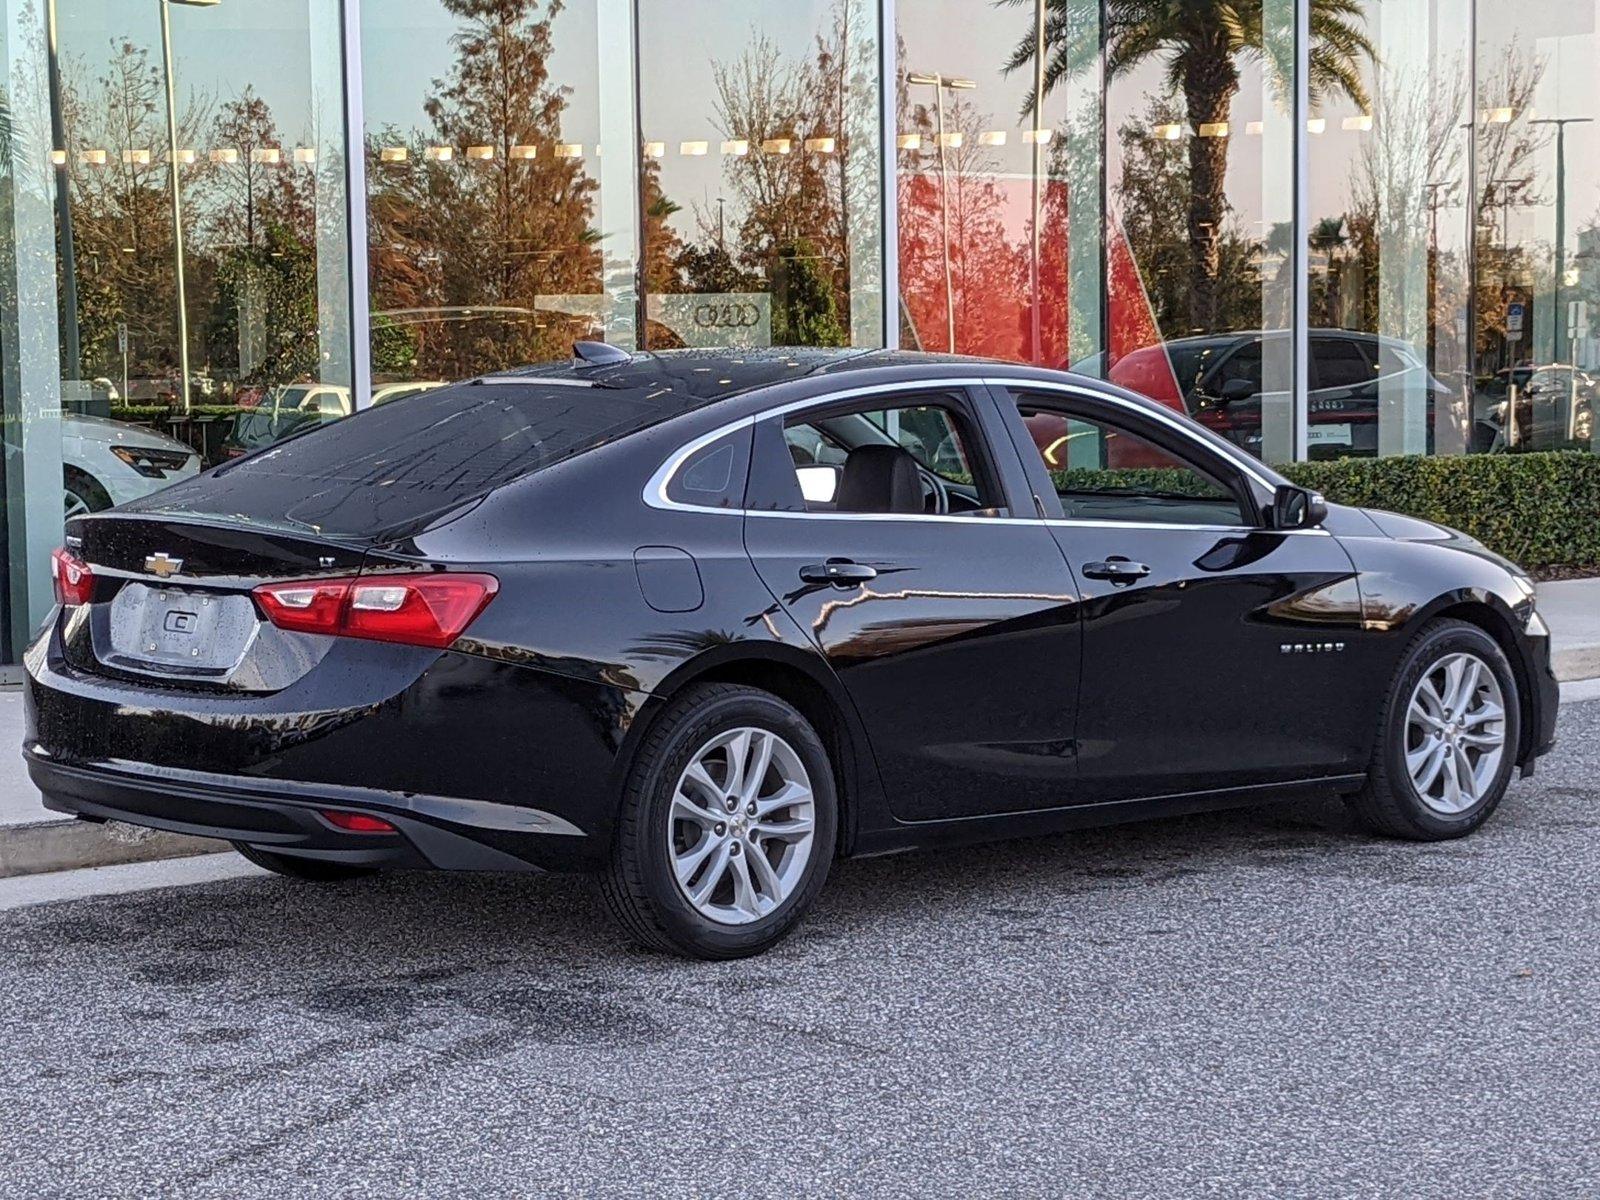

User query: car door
[998,382,1369,803]
[741,384,1083,823]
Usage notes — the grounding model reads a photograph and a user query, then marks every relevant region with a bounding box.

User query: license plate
[1306,423,1353,446]
[106,583,260,676]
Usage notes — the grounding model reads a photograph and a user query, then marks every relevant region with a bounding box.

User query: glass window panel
[894,0,1100,366]
[1474,0,1599,453]
[1099,0,1304,464]
[3,0,66,657]
[51,0,350,455]
[1308,0,1471,459]
[636,0,883,352]
[361,0,624,393]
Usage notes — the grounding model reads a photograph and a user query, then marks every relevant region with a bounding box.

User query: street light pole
[1029,0,1045,364]
[45,0,80,384]
[158,0,220,416]
[906,71,975,354]
[1530,116,1593,359]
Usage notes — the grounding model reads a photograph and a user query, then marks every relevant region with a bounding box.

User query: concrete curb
[1555,648,1600,686]
[0,819,225,880]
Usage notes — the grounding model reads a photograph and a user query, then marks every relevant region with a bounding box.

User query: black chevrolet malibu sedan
[24,347,1559,958]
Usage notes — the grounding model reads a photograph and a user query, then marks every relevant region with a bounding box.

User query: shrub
[1282,451,1600,571]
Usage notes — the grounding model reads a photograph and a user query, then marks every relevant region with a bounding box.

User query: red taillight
[52,547,94,607]
[252,579,349,636]
[319,809,397,834]
[251,573,497,649]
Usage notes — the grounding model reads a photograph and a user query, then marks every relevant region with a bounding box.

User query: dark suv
[1075,330,1452,459]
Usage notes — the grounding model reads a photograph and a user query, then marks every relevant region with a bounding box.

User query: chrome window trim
[643,374,1299,531]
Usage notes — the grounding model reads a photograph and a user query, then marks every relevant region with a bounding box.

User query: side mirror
[795,464,841,505]
[1220,378,1258,404]
[1270,483,1327,530]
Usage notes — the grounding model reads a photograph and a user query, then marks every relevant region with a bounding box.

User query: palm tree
[1308,214,1349,325]
[1004,0,1373,332]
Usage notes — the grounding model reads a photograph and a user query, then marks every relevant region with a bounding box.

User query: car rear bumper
[26,748,588,872]
[23,617,640,872]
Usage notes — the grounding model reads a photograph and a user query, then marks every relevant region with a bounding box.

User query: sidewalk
[3,577,1598,878]
[1538,578,1600,684]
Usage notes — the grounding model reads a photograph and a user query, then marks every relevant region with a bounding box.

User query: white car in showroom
[62,412,201,518]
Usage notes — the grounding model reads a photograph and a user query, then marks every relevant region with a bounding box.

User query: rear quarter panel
[394,424,885,852]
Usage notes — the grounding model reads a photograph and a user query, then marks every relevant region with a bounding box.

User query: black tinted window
[1215,341,1263,389]
[1313,338,1372,389]
[131,380,706,539]
[1012,393,1249,527]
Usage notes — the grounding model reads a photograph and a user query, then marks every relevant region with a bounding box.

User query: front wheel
[600,683,838,960]
[1348,618,1521,840]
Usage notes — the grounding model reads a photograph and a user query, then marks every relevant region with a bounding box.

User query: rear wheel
[232,842,377,881]
[600,683,837,960]
[1348,618,1520,840]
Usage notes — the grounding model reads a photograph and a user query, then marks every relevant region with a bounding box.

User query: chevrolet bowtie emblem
[144,552,183,578]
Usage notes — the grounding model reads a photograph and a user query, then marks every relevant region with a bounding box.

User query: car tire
[63,467,111,519]
[231,842,377,882]
[1347,618,1521,841]
[600,683,838,960]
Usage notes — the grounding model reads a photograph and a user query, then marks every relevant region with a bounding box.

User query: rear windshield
[128,380,700,540]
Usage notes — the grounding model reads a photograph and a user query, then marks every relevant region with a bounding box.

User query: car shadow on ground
[11,790,1396,975]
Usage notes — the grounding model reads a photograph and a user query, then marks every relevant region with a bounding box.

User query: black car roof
[489,346,970,403]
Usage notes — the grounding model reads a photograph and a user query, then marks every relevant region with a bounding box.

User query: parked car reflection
[1074,330,1450,460]
[221,381,448,458]
[1474,365,1596,452]
[61,413,200,517]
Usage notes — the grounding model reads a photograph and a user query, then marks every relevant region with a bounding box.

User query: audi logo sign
[647,292,772,348]
[691,302,763,330]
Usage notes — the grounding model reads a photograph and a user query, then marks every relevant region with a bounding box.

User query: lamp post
[159,0,220,416]
[906,71,975,354]
[1529,116,1593,360]
[1029,0,1045,364]
[45,0,80,384]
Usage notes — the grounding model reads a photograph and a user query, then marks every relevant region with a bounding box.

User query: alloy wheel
[63,488,91,520]
[1404,651,1507,815]
[667,726,816,925]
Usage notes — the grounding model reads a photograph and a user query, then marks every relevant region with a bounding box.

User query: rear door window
[1312,337,1373,390]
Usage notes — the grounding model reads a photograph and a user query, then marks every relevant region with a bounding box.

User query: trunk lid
[64,513,374,692]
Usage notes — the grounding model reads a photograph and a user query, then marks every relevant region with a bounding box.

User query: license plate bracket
[103,583,260,678]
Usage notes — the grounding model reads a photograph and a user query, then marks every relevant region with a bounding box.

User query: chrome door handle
[1081,557,1150,584]
[799,559,878,587]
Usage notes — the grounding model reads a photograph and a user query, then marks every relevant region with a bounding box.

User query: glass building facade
[3,0,1598,662]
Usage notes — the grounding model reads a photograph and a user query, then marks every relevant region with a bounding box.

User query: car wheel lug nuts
[714,822,726,836]
[746,803,757,816]
[730,842,741,855]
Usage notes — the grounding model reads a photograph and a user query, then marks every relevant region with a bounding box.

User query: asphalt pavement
[3,700,1598,1198]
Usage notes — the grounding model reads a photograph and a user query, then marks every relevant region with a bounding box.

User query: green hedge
[1049,466,1219,499]
[108,404,244,423]
[1283,451,1600,571]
